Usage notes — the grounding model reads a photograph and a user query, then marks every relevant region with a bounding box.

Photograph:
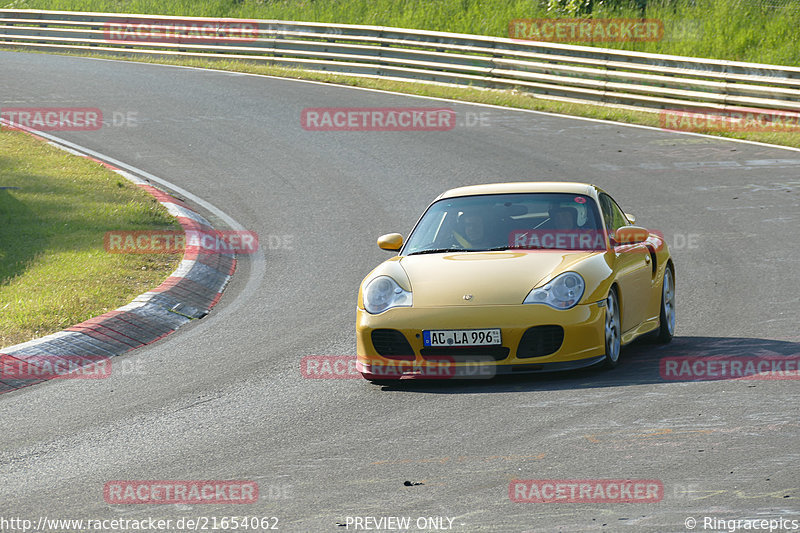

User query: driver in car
[452,208,494,249]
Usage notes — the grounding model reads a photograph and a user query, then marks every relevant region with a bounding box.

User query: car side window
[599,194,613,232]
[599,194,628,233]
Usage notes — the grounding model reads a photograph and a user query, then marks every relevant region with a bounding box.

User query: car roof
[436,181,602,200]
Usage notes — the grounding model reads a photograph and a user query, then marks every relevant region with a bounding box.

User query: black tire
[602,287,622,369]
[655,264,676,344]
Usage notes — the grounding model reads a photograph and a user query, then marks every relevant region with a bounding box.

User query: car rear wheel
[602,287,621,368]
[655,264,676,344]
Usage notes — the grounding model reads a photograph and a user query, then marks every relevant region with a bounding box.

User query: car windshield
[403,192,607,255]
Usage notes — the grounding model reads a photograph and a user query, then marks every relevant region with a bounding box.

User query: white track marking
[76,54,800,153]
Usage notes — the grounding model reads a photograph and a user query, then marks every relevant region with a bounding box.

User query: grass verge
[0,128,182,349]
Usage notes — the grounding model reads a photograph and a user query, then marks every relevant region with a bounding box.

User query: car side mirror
[377,233,403,251]
[625,213,636,224]
[614,226,649,245]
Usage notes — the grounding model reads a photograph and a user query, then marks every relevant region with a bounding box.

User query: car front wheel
[655,264,676,343]
[603,287,621,368]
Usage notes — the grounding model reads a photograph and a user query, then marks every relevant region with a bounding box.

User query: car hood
[399,250,603,307]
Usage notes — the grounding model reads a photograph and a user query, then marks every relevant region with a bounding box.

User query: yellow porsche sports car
[356,182,675,382]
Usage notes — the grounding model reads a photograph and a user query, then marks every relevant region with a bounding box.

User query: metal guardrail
[2,9,799,115]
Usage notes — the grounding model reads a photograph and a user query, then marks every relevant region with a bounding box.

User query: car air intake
[371,329,415,359]
[516,326,564,358]
[420,346,510,361]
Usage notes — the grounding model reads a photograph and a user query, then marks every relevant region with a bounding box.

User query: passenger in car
[546,206,579,230]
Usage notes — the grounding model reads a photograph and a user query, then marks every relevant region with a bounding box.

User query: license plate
[423,329,501,347]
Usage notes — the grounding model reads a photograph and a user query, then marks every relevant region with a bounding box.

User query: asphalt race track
[1,51,799,532]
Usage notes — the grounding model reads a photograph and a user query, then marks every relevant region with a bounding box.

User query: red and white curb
[0,130,235,394]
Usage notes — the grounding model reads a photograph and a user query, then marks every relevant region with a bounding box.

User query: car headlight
[523,272,585,310]
[363,276,412,314]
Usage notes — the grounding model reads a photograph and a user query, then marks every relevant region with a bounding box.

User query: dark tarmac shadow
[368,336,800,393]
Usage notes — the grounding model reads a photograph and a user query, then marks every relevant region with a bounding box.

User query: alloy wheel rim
[605,292,620,362]
[664,269,676,335]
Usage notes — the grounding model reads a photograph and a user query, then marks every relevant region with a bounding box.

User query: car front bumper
[356,301,607,378]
